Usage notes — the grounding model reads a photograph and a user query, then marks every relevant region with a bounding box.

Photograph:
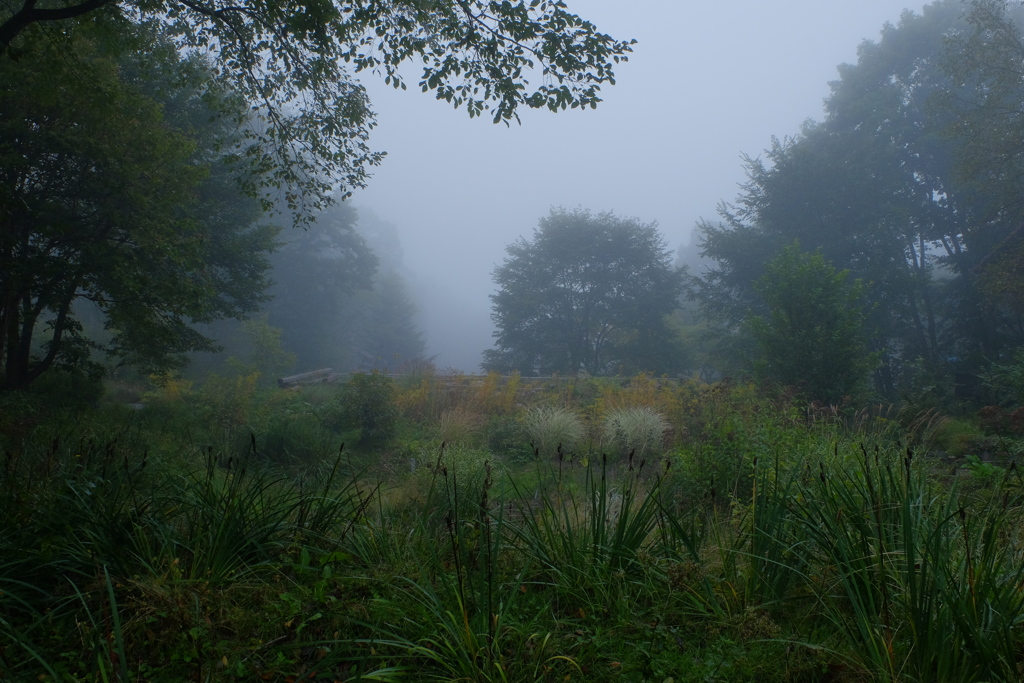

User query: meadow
[2,370,1023,682]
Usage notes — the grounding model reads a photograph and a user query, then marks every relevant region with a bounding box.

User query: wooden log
[277,368,333,388]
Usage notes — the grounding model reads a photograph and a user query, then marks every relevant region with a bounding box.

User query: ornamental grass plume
[603,406,668,459]
[523,406,585,457]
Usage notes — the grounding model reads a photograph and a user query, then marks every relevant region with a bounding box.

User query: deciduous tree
[1,1,635,225]
[0,27,276,390]
[689,1,1023,395]
[942,0,1024,346]
[484,209,685,376]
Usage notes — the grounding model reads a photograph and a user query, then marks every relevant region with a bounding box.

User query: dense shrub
[485,414,533,461]
[982,346,1024,407]
[325,372,399,447]
[29,367,105,412]
[257,412,339,468]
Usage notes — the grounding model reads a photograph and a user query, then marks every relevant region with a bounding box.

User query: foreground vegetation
[2,371,1024,682]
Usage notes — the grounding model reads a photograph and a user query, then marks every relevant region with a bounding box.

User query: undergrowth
[2,375,1023,681]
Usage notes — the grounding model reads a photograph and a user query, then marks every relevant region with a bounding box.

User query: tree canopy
[0,25,277,390]
[942,0,1024,334]
[484,208,685,377]
[1,1,631,390]
[1,1,635,225]
[263,202,425,372]
[688,0,1024,398]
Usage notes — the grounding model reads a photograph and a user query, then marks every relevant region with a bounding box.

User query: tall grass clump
[367,451,571,682]
[438,406,483,446]
[522,406,584,457]
[9,371,1024,681]
[254,412,340,471]
[789,444,1024,681]
[0,426,371,679]
[509,456,665,618]
[602,406,668,460]
[423,444,500,500]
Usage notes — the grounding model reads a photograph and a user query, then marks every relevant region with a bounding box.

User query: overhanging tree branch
[0,0,114,51]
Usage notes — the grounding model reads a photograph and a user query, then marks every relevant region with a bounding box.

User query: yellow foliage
[396,377,433,422]
[500,372,521,413]
[146,372,193,402]
[438,405,484,445]
[390,371,777,457]
[468,371,521,415]
[396,370,525,422]
[594,374,661,416]
[473,371,501,410]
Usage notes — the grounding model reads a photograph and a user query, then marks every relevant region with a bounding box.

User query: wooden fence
[278,369,687,390]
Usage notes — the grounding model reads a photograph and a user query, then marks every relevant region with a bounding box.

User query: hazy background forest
[356,0,944,372]
[197,0,1024,410]
[6,0,1024,406]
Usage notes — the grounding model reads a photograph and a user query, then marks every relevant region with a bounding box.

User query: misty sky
[352,0,926,372]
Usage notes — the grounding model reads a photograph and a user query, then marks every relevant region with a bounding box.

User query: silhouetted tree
[689,0,1024,395]
[942,0,1024,346]
[0,26,276,390]
[343,271,426,371]
[263,204,425,372]
[484,208,686,376]
[265,202,377,369]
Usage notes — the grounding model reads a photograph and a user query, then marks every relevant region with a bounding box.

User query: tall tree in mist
[942,0,1024,346]
[337,211,426,370]
[0,26,276,390]
[265,203,377,370]
[264,204,425,372]
[690,0,1024,396]
[484,208,686,377]
[342,271,426,371]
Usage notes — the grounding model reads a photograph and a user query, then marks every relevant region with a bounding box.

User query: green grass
[3,379,1024,681]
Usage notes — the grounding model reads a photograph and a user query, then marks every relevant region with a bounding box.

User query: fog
[352,1,923,372]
